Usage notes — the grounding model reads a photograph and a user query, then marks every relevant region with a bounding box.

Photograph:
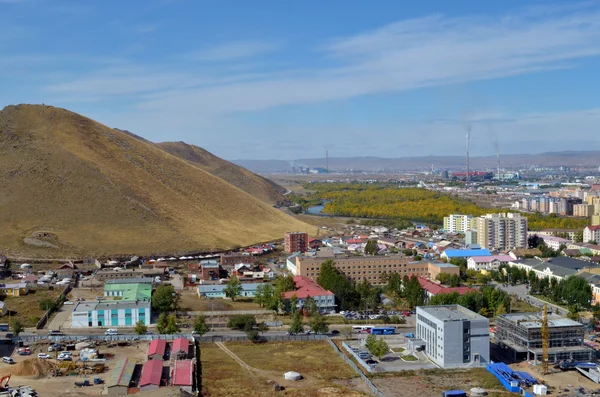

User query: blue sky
[2,0,600,160]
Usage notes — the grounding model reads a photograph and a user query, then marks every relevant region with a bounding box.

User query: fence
[36,285,71,329]
[327,339,386,397]
[181,310,271,316]
[197,334,327,343]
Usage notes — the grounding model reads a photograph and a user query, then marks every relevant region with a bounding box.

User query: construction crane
[541,304,549,375]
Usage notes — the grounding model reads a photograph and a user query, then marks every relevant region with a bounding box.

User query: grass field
[2,289,62,327]
[510,297,539,313]
[201,341,366,397]
[179,293,262,312]
[401,355,418,361]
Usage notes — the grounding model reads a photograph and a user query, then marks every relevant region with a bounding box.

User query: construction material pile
[8,358,56,378]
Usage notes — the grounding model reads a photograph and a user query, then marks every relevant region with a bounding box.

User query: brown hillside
[0,104,315,258]
[157,141,287,204]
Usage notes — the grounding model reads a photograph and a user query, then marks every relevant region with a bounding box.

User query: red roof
[172,337,189,355]
[281,276,334,300]
[588,225,600,231]
[172,360,193,386]
[417,277,476,296]
[148,339,166,358]
[346,238,364,245]
[140,359,163,387]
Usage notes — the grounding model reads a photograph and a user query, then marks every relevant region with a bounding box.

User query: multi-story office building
[476,213,528,250]
[289,254,459,284]
[443,214,475,233]
[284,232,309,254]
[416,305,489,368]
[573,204,595,217]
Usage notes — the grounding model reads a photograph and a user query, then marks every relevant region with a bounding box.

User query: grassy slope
[157,141,287,204]
[0,104,315,257]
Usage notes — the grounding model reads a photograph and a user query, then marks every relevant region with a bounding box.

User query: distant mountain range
[235,151,600,173]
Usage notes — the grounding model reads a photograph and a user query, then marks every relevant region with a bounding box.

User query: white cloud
[185,40,281,62]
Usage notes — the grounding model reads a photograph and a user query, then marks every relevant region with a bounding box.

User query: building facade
[281,276,336,313]
[443,214,475,233]
[584,226,600,244]
[71,300,151,328]
[476,213,528,250]
[220,253,255,266]
[416,305,489,368]
[284,232,309,253]
[104,278,153,301]
[574,204,595,217]
[197,283,262,298]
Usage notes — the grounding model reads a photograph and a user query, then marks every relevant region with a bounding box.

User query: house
[377,237,400,248]
[197,282,262,298]
[509,248,543,260]
[104,278,153,301]
[172,359,193,392]
[107,358,135,396]
[172,338,189,360]
[308,238,323,249]
[441,249,492,260]
[139,359,163,391]
[467,255,513,271]
[0,282,29,297]
[221,253,254,266]
[536,234,571,251]
[148,339,167,360]
[71,300,151,327]
[564,249,584,257]
[417,277,477,300]
[281,276,336,313]
[507,257,596,282]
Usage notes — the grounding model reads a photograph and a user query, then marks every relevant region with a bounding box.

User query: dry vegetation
[158,141,287,204]
[201,342,365,397]
[3,289,62,327]
[0,104,316,258]
[179,294,262,312]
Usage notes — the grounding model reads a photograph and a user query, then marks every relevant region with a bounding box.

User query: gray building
[416,305,490,368]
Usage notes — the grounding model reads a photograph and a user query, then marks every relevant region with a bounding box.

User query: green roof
[104,282,152,301]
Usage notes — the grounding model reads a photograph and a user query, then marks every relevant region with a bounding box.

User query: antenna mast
[465,126,471,182]
[326,150,329,173]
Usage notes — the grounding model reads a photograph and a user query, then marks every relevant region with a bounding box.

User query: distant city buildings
[476,213,528,250]
[284,232,309,254]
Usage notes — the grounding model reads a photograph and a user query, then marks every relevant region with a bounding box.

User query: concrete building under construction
[495,312,593,363]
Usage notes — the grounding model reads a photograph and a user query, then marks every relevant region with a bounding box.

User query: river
[306,200,331,215]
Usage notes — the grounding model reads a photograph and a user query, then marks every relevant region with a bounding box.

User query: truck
[74,380,91,387]
[404,333,414,338]
[441,391,467,397]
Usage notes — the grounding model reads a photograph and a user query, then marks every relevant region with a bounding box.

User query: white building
[584,226,600,244]
[476,213,528,250]
[443,214,475,233]
[537,235,570,251]
[467,255,513,271]
[416,305,489,368]
[71,300,151,328]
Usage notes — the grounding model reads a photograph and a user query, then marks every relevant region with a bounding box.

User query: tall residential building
[476,213,528,250]
[443,214,475,233]
[284,232,309,254]
[416,305,489,368]
[593,214,600,227]
[584,226,600,244]
[573,204,595,217]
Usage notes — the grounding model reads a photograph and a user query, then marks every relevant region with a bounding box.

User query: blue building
[441,249,492,260]
[197,283,263,298]
[71,300,151,328]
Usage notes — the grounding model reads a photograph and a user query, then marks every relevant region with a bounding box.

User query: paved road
[493,282,567,316]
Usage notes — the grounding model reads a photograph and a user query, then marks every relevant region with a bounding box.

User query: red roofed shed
[417,277,476,298]
[139,359,164,391]
[172,359,193,391]
[147,339,166,360]
[172,337,189,360]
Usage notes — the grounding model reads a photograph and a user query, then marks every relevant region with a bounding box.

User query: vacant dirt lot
[3,288,62,327]
[201,341,366,397]
[179,292,262,312]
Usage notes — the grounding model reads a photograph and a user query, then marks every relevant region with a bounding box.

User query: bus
[352,326,375,333]
[370,327,395,335]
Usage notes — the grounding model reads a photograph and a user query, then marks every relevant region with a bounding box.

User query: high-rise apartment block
[284,232,309,254]
[443,214,476,233]
[573,204,595,217]
[476,213,528,250]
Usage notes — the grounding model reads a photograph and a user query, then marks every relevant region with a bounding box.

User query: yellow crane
[541,304,549,375]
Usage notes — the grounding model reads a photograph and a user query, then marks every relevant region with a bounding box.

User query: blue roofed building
[197,282,263,298]
[441,249,492,260]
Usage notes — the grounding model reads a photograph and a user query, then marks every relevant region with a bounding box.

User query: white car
[37,353,51,359]
[64,301,74,305]
[59,351,72,356]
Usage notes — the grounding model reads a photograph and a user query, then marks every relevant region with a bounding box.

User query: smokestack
[497,151,501,181]
[326,150,329,173]
[465,125,471,182]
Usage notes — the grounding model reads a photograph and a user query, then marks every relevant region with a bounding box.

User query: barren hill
[157,141,287,204]
[0,104,315,258]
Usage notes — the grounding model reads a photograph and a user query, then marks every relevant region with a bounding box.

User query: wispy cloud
[185,40,281,62]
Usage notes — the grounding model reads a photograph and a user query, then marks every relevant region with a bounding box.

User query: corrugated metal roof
[443,249,492,258]
[107,357,136,388]
[148,339,166,357]
[172,360,193,386]
[140,360,163,387]
[172,338,189,355]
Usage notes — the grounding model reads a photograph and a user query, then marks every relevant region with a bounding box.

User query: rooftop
[417,277,476,296]
[428,262,459,268]
[498,312,583,329]
[417,304,486,321]
[139,359,163,387]
[148,339,166,357]
[73,300,151,312]
[443,249,492,258]
[172,360,193,386]
[281,276,334,300]
[106,278,154,285]
[470,255,513,263]
[172,337,189,354]
[107,357,135,388]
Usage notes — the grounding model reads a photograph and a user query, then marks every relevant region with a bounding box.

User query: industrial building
[104,278,153,301]
[71,300,151,327]
[284,232,309,253]
[416,305,490,368]
[139,359,164,391]
[106,357,135,395]
[495,312,593,363]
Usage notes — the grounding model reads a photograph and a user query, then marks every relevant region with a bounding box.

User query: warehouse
[148,339,167,360]
[495,312,593,363]
[106,357,136,396]
[172,359,194,392]
[71,300,151,327]
[416,304,489,368]
[172,337,189,360]
[140,359,164,391]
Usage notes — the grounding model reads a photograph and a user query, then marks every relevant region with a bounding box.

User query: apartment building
[290,254,458,284]
[476,213,528,250]
[584,226,600,244]
[443,214,475,233]
[284,232,309,254]
[593,214,600,227]
[573,204,595,217]
[416,305,489,368]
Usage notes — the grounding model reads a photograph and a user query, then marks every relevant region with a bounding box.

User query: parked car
[2,357,14,364]
[37,353,51,359]
[330,330,340,335]
[64,301,74,305]
[96,296,105,300]
[57,355,72,361]
[59,351,72,356]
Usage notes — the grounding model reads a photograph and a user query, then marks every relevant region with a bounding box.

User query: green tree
[340,326,353,340]
[405,275,425,309]
[364,240,379,255]
[152,284,179,312]
[227,314,257,331]
[156,313,168,334]
[573,230,584,243]
[224,275,243,301]
[275,276,296,294]
[309,314,329,334]
[255,284,275,308]
[289,294,299,314]
[365,334,389,360]
[494,303,507,318]
[165,313,180,334]
[193,316,209,336]
[317,259,360,311]
[303,296,318,317]
[356,279,379,310]
[256,322,269,335]
[389,315,406,324]
[134,320,148,335]
[39,298,55,311]
[246,329,261,343]
[567,305,579,321]
[289,312,304,334]
[11,320,24,336]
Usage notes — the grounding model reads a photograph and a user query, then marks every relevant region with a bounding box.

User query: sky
[2,0,600,160]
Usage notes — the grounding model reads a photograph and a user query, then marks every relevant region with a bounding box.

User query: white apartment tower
[443,214,475,233]
[476,213,528,250]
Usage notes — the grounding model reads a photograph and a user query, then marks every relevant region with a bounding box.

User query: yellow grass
[179,294,262,311]
[3,289,62,327]
[0,104,317,258]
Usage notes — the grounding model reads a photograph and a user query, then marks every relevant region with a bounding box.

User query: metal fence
[181,310,271,316]
[327,339,386,397]
[36,285,71,329]
[196,334,328,343]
